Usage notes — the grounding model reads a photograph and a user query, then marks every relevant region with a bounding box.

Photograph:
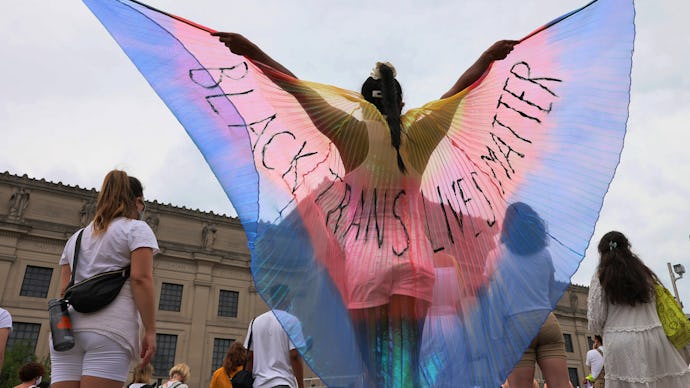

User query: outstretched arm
[441,40,519,99]
[212,32,368,173]
[212,32,297,78]
[407,40,519,173]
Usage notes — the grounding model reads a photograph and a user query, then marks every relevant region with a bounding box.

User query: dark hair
[361,64,406,173]
[597,231,656,306]
[267,283,291,310]
[500,202,547,255]
[93,170,143,234]
[223,341,248,375]
[595,335,603,344]
[18,362,44,382]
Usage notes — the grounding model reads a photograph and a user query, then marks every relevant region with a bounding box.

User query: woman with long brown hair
[587,231,690,387]
[210,341,248,388]
[50,170,158,388]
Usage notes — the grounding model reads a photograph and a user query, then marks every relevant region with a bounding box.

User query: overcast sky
[2,1,689,306]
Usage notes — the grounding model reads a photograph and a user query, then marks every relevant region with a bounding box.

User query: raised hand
[211,32,260,58]
[211,32,296,77]
[483,39,520,61]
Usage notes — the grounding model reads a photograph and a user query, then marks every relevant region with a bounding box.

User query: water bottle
[48,298,75,351]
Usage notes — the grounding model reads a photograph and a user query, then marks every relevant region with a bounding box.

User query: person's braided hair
[361,63,406,173]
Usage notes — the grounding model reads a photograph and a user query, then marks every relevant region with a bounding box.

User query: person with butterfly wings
[213,32,516,387]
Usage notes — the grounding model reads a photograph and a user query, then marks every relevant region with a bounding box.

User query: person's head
[500,202,547,255]
[132,363,154,384]
[93,170,145,234]
[361,62,406,173]
[18,362,44,384]
[267,283,291,311]
[594,334,603,348]
[597,231,656,306]
[223,341,248,373]
[168,363,190,383]
[361,62,403,115]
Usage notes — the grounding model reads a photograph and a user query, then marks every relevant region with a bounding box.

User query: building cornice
[1,171,241,225]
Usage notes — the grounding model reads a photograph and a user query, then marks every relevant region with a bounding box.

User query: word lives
[423,61,563,254]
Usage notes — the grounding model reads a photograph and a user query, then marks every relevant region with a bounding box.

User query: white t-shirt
[585,346,605,379]
[59,218,159,358]
[60,218,159,280]
[0,308,11,330]
[245,310,305,388]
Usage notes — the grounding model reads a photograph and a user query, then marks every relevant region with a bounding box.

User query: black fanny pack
[63,229,130,313]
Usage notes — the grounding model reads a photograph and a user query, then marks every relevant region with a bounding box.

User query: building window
[7,322,41,352]
[20,265,53,298]
[152,334,178,377]
[218,290,239,318]
[563,333,574,352]
[212,338,234,371]
[568,367,579,388]
[159,283,183,312]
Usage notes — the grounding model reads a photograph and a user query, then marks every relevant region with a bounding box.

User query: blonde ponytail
[92,170,143,234]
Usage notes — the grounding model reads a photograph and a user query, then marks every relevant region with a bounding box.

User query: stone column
[187,259,214,387]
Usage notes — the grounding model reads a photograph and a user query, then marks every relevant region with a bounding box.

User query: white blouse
[588,273,690,387]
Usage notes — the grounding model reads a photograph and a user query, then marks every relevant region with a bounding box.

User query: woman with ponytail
[587,231,690,387]
[213,33,515,387]
[51,170,159,388]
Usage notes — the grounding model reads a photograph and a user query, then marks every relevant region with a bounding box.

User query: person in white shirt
[244,286,305,388]
[50,170,159,388]
[584,335,605,388]
[0,307,12,374]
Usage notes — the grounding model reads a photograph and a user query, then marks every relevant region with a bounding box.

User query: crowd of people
[3,226,690,387]
[5,185,689,388]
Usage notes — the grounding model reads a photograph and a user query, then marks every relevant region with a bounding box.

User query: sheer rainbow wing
[406,0,634,386]
[82,0,381,385]
[83,0,634,386]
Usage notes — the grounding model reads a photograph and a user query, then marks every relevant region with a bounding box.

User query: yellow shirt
[210,366,243,388]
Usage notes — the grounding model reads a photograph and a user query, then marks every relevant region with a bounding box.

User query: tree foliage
[0,341,50,388]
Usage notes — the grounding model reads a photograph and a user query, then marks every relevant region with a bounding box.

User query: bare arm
[407,40,519,173]
[212,32,368,173]
[441,40,519,99]
[59,264,71,298]
[212,32,296,78]
[290,348,304,388]
[0,327,9,371]
[130,247,156,367]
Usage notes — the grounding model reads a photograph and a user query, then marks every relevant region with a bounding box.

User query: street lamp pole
[667,262,684,307]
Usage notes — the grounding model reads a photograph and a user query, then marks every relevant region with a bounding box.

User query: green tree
[0,341,50,388]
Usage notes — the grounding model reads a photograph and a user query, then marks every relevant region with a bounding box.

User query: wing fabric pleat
[83,0,633,386]
[83,0,260,239]
[83,1,369,385]
[407,1,633,386]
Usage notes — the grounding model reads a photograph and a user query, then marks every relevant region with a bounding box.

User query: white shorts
[50,331,132,383]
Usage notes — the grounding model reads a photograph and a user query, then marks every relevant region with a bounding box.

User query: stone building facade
[0,172,596,387]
